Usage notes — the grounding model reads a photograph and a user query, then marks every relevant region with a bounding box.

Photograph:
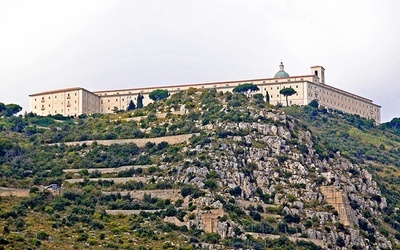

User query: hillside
[0,89,399,250]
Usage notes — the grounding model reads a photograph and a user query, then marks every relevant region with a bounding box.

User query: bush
[37,231,49,240]
[229,186,242,197]
[250,210,262,221]
[205,179,217,190]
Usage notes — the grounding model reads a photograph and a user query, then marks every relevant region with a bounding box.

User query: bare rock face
[175,115,398,249]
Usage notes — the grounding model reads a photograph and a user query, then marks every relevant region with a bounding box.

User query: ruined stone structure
[320,186,357,226]
[199,208,224,233]
[29,63,381,123]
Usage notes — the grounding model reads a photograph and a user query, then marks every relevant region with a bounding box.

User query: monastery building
[29,63,381,123]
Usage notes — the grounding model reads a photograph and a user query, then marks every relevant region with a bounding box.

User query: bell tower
[311,66,325,84]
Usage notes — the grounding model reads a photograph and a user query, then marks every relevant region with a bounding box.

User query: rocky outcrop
[178,112,397,249]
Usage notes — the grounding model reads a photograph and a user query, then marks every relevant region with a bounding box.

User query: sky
[0,0,399,122]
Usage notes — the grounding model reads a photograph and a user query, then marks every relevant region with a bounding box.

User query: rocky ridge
[155,105,396,249]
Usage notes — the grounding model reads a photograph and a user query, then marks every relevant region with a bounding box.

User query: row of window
[38,107,79,114]
[101,97,140,104]
[270,93,299,98]
[263,85,299,91]
[314,96,375,116]
[35,92,78,101]
[309,87,378,111]
[318,96,375,111]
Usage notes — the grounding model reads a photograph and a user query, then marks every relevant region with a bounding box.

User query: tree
[0,102,5,113]
[0,103,22,117]
[265,91,270,103]
[279,87,297,106]
[137,93,144,108]
[149,89,169,101]
[127,100,136,111]
[233,83,259,97]
[309,99,319,108]
[253,93,264,102]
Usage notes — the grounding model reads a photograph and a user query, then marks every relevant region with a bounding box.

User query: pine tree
[279,87,297,106]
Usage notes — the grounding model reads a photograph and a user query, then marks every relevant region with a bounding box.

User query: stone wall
[65,176,149,184]
[247,232,326,248]
[0,188,30,197]
[320,186,357,226]
[52,133,198,147]
[105,209,162,215]
[104,189,181,201]
[164,216,189,228]
[124,110,186,121]
[63,165,153,174]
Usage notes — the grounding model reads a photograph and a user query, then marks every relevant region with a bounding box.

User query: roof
[274,71,290,78]
[92,75,315,95]
[274,62,290,78]
[29,87,90,97]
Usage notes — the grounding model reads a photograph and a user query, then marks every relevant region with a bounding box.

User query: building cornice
[29,87,89,97]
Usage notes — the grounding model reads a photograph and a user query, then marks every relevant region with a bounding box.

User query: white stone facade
[29,64,381,123]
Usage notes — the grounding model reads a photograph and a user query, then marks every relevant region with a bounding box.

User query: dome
[274,62,290,78]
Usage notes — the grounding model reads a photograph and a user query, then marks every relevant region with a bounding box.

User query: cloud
[0,0,399,122]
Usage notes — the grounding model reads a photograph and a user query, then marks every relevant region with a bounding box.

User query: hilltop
[0,88,399,249]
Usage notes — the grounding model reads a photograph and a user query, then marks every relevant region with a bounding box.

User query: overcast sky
[1,0,399,122]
